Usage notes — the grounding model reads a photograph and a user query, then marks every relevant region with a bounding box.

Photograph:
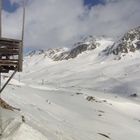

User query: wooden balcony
[0,37,23,73]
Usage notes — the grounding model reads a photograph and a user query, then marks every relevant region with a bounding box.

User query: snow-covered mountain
[27,26,140,61]
[1,26,140,140]
[103,26,140,59]
[27,36,114,61]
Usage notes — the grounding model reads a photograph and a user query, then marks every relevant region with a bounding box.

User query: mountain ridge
[102,26,140,59]
[26,26,140,62]
[27,36,113,61]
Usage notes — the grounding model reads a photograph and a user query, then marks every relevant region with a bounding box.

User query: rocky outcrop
[53,43,97,61]
[52,37,100,61]
[0,98,20,111]
[103,26,140,58]
[27,36,100,61]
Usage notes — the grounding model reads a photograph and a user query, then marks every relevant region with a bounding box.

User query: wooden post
[0,4,1,38]
[0,0,2,87]
[0,0,2,136]
[22,0,26,42]
[0,70,17,94]
[19,0,25,72]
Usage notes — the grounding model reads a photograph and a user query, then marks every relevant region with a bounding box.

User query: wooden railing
[0,37,23,73]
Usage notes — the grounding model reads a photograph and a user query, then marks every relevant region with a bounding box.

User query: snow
[1,123,47,140]
[1,38,140,140]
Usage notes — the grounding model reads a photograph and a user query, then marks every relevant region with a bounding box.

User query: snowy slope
[1,35,140,140]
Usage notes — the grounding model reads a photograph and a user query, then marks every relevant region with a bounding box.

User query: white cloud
[2,0,140,49]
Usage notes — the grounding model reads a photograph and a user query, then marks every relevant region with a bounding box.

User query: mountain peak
[102,26,140,59]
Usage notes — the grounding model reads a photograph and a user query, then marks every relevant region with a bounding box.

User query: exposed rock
[98,110,105,113]
[28,50,45,57]
[86,96,96,102]
[52,37,99,61]
[76,92,83,95]
[27,36,101,61]
[103,26,140,59]
[0,98,20,111]
[130,93,138,97]
[98,133,111,139]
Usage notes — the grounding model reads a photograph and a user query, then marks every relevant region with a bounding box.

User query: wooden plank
[0,65,17,72]
[0,69,9,73]
[0,52,19,55]
[0,42,21,47]
[0,39,21,48]
[0,66,17,70]
[0,43,20,48]
[0,45,20,49]
[0,48,19,53]
[0,46,19,49]
[0,37,22,43]
[0,61,18,65]
[0,60,18,63]
[0,46,19,51]
[0,59,19,61]
[0,64,17,67]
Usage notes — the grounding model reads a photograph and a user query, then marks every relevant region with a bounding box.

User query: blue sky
[3,0,103,12]
[84,0,104,8]
[2,0,19,12]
